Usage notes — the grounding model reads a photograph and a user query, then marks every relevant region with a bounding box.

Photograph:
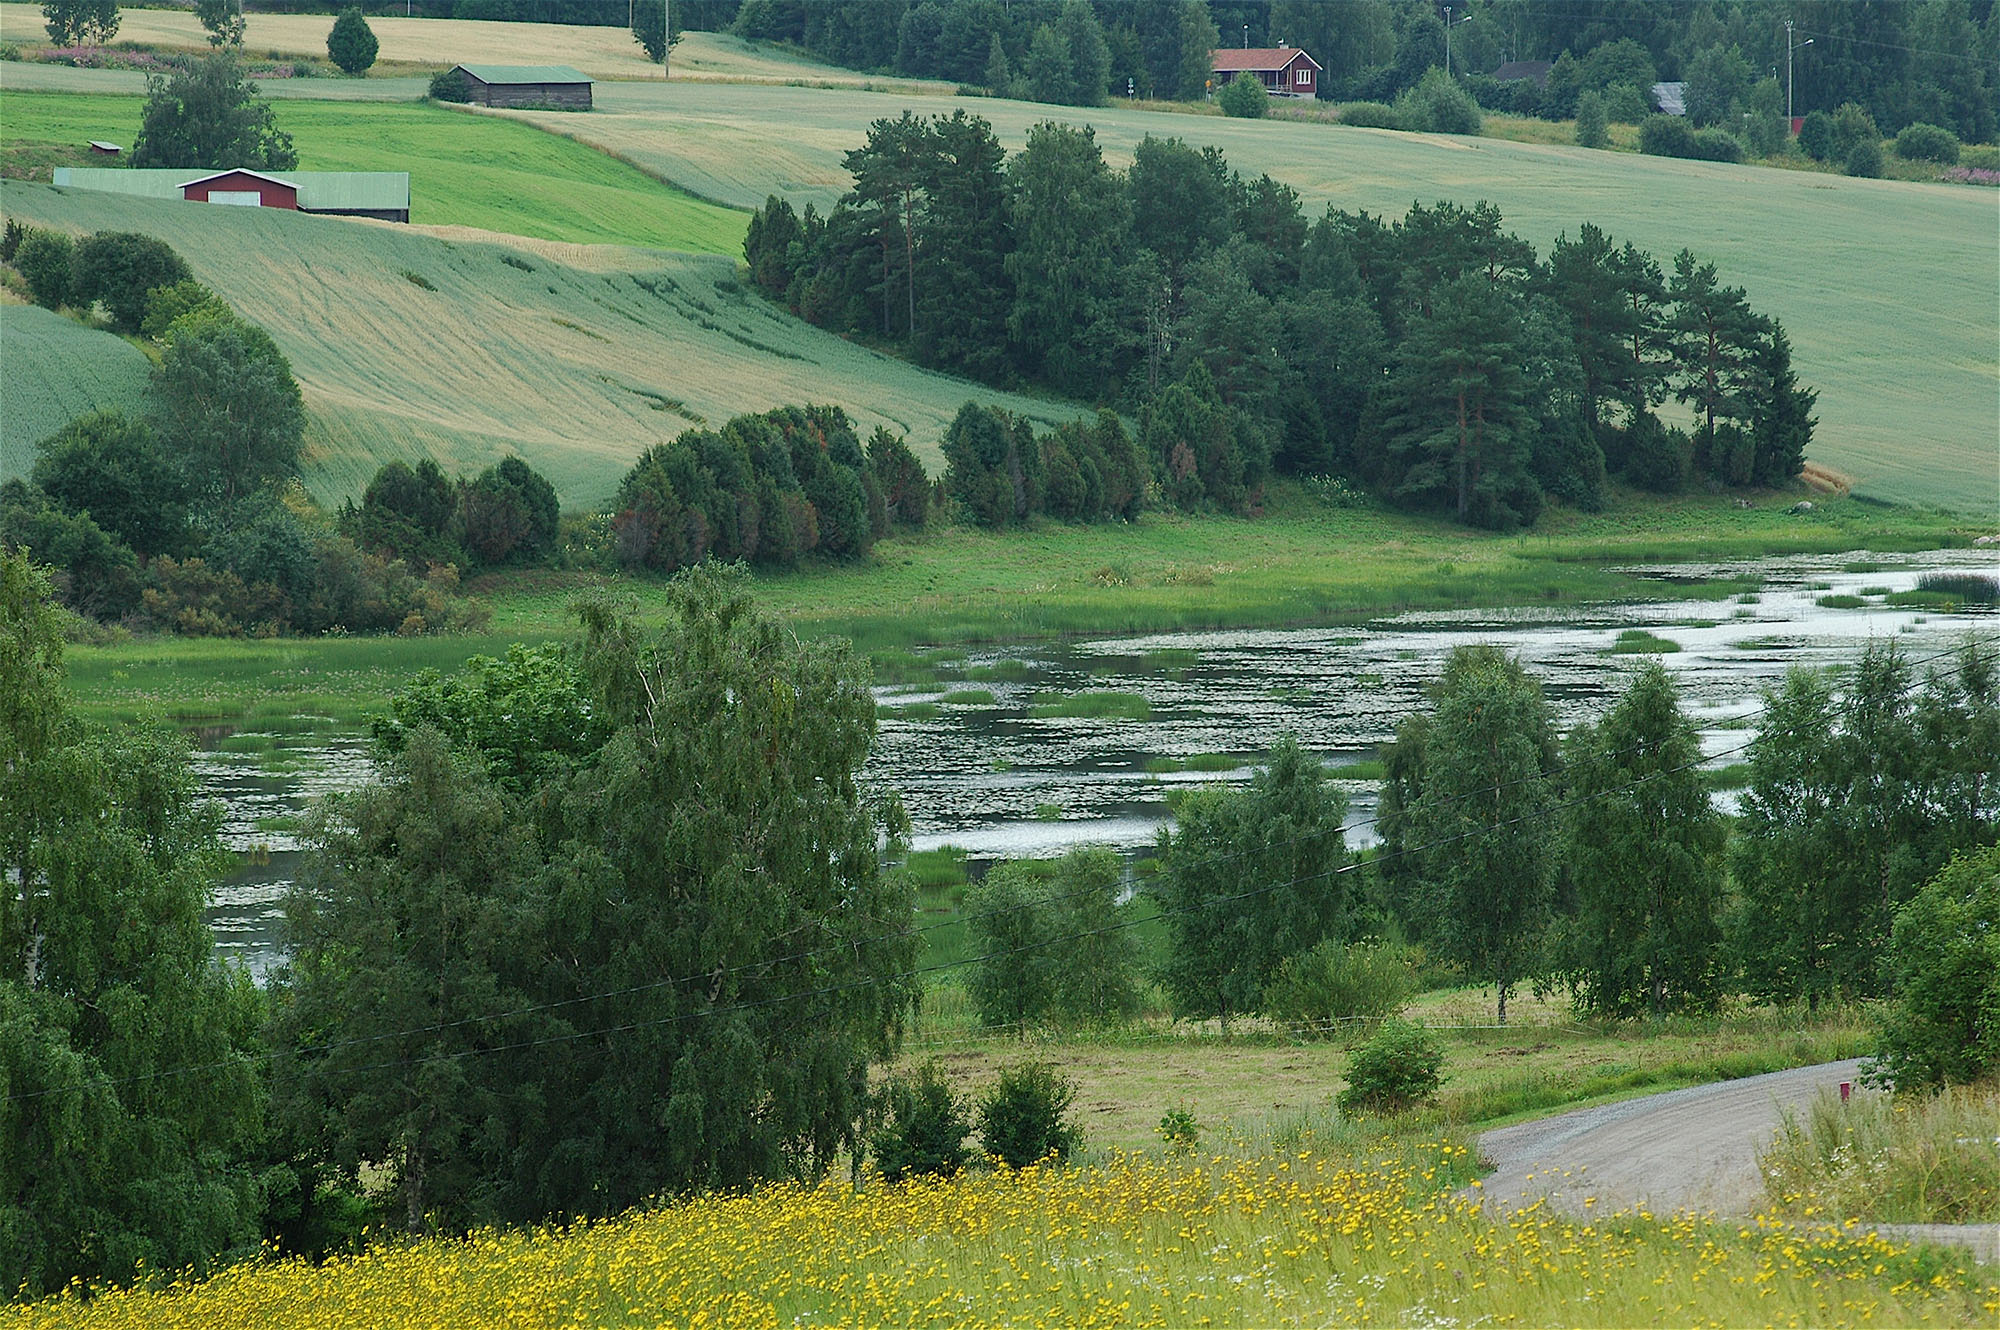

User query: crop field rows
[0,179,1083,506]
[0,301,152,475]
[544,80,1999,513]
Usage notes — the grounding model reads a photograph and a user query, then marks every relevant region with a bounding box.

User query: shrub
[68,230,190,333]
[1690,128,1744,162]
[977,1062,1081,1168]
[13,228,74,309]
[870,1061,971,1183]
[1574,90,1607,148]
[1871,846,2000,1093]
[1797,108,1837,160]
[141,278,231,340]
[1,218,26,263]
[1831,101,1879,157]
[428,67,472,102]
[1157,1104,1199,1154]
[1264,938,1421,1033]
[1338,101,1407,130]
[965,848,1141,1028]
[1216,70,1267,119]
[1397,67,1481,136]
[1845,134,1883,178]
[1895,122,1960,164]
[326,7,378,76]
[1638,113,1697,159]
[1337,1019,1445,1116]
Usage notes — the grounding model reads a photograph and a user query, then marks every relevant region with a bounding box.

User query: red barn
[1212,45,1321,98]
[179,170,300,211]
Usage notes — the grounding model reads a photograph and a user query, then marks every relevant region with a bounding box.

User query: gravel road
[1473,1057,1999,1262]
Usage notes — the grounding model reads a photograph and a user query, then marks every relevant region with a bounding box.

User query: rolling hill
[517,80,1999,513]
[0,179,1081,507]
[0,299,154,476]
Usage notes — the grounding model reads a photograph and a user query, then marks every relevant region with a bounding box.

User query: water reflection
[201,550,1996,977]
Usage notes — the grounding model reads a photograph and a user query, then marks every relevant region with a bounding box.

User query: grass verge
[1761,1080,2000,1224]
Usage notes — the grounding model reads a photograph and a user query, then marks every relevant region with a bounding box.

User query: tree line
[4,550,1995,1299]
[749,114,1815,528]
[725,1,1994,144]
[1,226,494,636]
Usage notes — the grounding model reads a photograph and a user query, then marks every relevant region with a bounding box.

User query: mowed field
[0,299,152,472]
[2,91,746,252]
[0,179,1081,505]
[0,5,951,89]
[526,80,2000,513]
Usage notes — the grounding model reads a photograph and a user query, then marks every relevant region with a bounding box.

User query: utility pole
[1785,18,1812,123]
[663,0,670,77]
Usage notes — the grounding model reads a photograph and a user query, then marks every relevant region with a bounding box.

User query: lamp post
[1785,18,1812,122]
[1444,8,1472,77]
[1243,24,1249,49]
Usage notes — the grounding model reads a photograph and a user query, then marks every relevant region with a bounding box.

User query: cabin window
[208,191,262,206]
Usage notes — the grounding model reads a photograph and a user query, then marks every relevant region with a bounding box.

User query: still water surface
[198,551,1996,977]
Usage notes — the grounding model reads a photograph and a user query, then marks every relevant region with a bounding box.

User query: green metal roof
[453,64,591,85]
[53,168,411,212]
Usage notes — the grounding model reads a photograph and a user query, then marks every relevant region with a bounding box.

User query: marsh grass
[1029,691,1151,721]
[1607,628,1681,654]
[1817,593,1868,609]
[1761,1081,2000,1224]
[939,689,995,706]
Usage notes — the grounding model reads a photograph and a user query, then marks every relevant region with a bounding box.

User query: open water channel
[196,550,1997,978]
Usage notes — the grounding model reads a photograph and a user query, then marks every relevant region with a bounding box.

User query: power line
[8,633,1990,1107]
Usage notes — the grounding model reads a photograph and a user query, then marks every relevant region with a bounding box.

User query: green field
[0,91,747,252]
[0,178,1083,506]
[525,80,1999,513]
[0,300,153,476]
[55,486,1972,732]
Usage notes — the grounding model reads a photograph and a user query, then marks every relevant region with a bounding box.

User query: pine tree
[1748,320,1816,487]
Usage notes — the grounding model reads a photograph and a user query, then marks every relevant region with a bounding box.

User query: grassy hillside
[0,5,952,88]
[0,300,153,478]
[532,81,1999,513]
[0,179,1081,506]
[1,92,747,253]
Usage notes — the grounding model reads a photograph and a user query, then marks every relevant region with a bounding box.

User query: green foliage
[355,458,459,568]
[1638,114,1698,159]
[141,277,231,341]
[977,1062,1081,1168]
[1682,43,1751,128]
[68,230,191,334]
[1574,90,1608,148]
[13,228,73,310]
[1339,101,1409,130]
[1731,643,1999,1009]
[1157,1103,1200,1153]
[0,478,142,620]
[1400,646,1557,1024]
[151,309,305,508]
[1872,846,2000,1093]
[460,456,559,567]
[866,427,933,530]
[1689,129,1743,163]
[869,1060,971,1183]
[1337,1019,1445,1116]
[1158,736,1349,1025]
[1396,67,1481,136]
[1762,1083,2000,1225]
[1558,665,1725,1019]
[31,408,188,558]
[1894,123,1961,164]
[1845,134,1884,178]
[325,8,379,76]
[1263,937,1420,1033]
[373,642,610,796]
[965,848,1141,1028]
[0,552,265,1297]
[428,67,473,101]
[194,0,243,47]
[130,52,299,171]
[39,0,117,46]
[1218,71,1269,119]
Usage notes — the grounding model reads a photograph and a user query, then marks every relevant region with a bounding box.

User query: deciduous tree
[130,52,298,171]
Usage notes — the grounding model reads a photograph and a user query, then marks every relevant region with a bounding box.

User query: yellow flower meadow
[13,1143,1997,1329]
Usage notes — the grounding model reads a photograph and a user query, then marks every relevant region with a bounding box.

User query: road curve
[1473,1057,1999,1262]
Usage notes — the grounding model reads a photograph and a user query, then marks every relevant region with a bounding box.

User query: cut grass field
[0,91,747,252]
[1,178,1079,502]
[51,486,1974,733]
[0,299,152,469]
[539,79,2000,512]
[0,6,951,87]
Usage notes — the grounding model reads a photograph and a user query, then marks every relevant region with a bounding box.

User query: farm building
[1211,45,1321,98]
[51,168,411,222]
[451,64,593,110]
[1490,60,1553,87]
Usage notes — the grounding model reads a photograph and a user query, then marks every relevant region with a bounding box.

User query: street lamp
[1785,18,1813,122]
[1444,7,1472,78]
